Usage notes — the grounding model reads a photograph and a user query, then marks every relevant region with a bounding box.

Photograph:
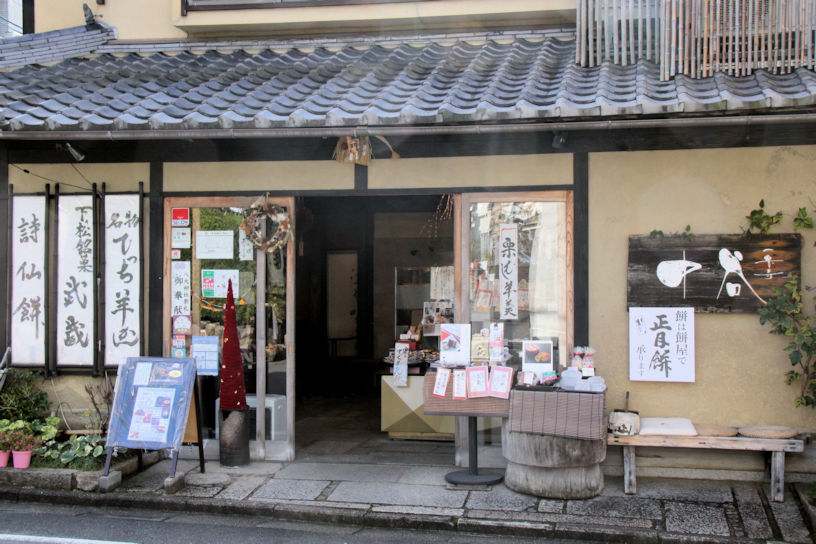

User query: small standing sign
[105,357,204,481]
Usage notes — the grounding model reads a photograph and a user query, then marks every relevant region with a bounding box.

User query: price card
[466,365,489,398]
[452,370,467,399]
[432,368,450,398]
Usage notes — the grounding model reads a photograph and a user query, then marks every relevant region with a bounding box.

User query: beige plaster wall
[9,163,149,193]
[40,374,113,431]
[369,154,573,189]
[38,0,572,40]
[36,0,186,40]
[163,161,354,192]
[590,146,816,432]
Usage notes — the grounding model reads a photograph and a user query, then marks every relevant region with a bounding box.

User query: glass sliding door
[163,196,295,461]
[456,191,573,465]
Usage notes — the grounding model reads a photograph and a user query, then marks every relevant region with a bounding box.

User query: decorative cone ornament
[219,279,249,466]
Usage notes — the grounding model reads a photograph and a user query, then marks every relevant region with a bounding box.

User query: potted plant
[8,430,42,469]
[0,430,10,468]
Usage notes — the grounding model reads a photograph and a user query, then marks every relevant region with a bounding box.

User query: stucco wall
[163,161,354,192]
[369,154,573,189]
[37,0,573,40]
[590,146,816,432]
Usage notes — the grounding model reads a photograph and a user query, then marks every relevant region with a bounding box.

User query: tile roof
[0,26,815,134]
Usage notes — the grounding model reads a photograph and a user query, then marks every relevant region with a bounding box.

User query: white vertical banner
[629,307,695,382]
[171,261,191,317]
[104,194,141,366]
[57,195,95,366]
[498,223,519,320]
[11,196,46,365]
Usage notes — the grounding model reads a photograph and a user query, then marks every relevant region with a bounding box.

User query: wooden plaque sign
[627,234,801,313]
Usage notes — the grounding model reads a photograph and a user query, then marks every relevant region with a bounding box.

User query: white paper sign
[191,336,219,376]
[452,369,467,399]
[629,307,695,382]
[499,223,519,320]
[440,323,471,366]
[430,266,455,301]
[432,368,450,397]
[201,269,240,298]
[488,323,504,363]
[105,194,141,367]
[238,229,254,261]
[171,261,191,317]
[171,228,191,249]
[393,343,408,387]
[196,230,233,259]
[57,195,95,366]
[11,196,46,366]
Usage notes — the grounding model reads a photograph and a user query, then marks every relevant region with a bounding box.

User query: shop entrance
[294,195,456,452]
[162,196,296,461]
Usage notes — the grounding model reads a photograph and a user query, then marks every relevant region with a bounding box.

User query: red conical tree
[220,279,247,411]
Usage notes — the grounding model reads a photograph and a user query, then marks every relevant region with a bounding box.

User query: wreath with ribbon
[240,195,291,253]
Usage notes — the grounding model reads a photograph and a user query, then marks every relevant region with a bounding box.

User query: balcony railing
[577,0,816,80]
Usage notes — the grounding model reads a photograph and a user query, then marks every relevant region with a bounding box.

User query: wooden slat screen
[577,0,816,80]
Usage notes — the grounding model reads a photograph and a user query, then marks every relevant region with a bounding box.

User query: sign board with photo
[107,357,196,451]
[440,323,471,366]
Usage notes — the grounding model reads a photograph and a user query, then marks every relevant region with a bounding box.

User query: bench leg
[770,451,785,503]
[623,445,637,494]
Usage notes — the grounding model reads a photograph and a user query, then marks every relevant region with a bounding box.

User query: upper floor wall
[36,0,575,40]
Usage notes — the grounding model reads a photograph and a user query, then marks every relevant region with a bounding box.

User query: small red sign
[171,208,189,226]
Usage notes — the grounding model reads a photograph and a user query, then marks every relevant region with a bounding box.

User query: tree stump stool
[501,420,606,499]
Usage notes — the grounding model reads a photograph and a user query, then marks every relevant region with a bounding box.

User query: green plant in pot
[0,430,10,468]
[7,430,42,469]
[758,275,816,407]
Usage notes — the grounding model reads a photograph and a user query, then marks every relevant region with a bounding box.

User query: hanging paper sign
[432,368,450,397]
[430,266,455,301]
[202,269,240,298]
[10,196,46,366]
[196,230,233,259]
[499,223,519,320]
[393,343,408,387]
[171,208,189,227]
[452,369,467,399]
[57,195,95,367]
[171,228,191,249]
[488,323,504,363]
[105,194,141,367]
[171,261,191,317]
[171,249,181,260]
[238,229,254,261]
[191,335,219,376]
[629,307,695,382]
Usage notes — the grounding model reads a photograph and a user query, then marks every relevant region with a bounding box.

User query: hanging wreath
[240,195,291,253]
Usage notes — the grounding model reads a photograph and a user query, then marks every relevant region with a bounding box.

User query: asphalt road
[0,501,599,544]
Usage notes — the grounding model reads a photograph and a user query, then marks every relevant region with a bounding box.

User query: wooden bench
[607,434,804,502]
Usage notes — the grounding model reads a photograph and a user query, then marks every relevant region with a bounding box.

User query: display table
[502,389,606,499]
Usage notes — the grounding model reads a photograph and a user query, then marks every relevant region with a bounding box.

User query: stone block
[98,470,122,492]
[164,473,185,494]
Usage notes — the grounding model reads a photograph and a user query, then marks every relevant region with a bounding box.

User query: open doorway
[294,195,455,458]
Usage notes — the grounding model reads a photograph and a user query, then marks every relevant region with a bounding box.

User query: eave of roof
[0,25,815,139]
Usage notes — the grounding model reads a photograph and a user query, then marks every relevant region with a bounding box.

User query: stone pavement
[6,456,801,544]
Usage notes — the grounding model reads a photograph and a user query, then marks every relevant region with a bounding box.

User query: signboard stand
[102,357,205,493]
